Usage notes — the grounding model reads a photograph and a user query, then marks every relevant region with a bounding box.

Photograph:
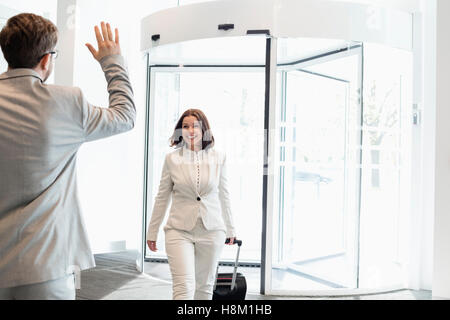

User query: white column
[414,0,436,292]
[54,0,77,86]
[432,0,450,299]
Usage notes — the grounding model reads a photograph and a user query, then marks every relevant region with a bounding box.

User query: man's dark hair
[0,13,58,69]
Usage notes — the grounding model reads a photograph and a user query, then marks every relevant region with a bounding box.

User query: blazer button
[197,197,201,201]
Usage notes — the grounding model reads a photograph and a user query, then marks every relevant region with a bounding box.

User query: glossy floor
[76,251,435,300]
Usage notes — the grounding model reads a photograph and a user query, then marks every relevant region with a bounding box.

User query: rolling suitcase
[213,239,247,300]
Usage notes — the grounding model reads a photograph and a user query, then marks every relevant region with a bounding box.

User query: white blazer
[146,145,236,242]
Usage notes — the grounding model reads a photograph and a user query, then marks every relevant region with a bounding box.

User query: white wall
[432,0,450,299]
[67,0,177,254]
[35,0,211,255]
[0,0,56,19]
[67,0,218,255]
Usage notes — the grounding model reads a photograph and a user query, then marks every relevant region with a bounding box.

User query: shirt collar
[0,68,44,82]
[183,143,203,155]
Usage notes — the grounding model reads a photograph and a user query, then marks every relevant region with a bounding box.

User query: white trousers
[165,219,226,300]
[0,274,76,300]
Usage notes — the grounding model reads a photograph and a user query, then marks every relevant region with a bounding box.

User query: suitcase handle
[225,239,242,247]
[215,239,242,292]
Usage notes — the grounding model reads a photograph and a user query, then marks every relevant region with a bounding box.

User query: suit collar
[0,68,43,82]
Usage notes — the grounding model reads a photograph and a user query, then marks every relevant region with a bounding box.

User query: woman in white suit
[146,109,237,300]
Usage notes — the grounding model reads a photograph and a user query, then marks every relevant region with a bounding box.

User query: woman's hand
[226,237,237,245]
[147,240,158,252]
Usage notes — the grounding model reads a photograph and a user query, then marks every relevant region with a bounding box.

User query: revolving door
[141,0,414,296]
[143,35,368,293]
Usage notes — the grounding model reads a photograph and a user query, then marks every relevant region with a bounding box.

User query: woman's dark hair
[0,13,58,69]
[170,109,215,150]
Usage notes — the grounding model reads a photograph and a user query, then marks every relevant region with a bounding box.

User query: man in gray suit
[0,13,136,300]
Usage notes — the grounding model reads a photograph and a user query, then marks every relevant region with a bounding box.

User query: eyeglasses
[40,50,59,61]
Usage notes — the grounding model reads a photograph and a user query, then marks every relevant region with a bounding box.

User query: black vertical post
[261,37,272,295]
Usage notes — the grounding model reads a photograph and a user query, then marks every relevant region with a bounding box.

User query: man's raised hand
[86,22,121,62]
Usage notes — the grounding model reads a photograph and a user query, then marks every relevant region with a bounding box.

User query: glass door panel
[284,70,351,286]
[358,43,413,289]
[144,35,268,267]
[271,41,363,292]
[145,68,265,263]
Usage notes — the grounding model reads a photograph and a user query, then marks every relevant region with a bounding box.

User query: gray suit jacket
[0,54,136,289]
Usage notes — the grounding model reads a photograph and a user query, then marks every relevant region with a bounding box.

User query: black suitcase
[213,239,247,300]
